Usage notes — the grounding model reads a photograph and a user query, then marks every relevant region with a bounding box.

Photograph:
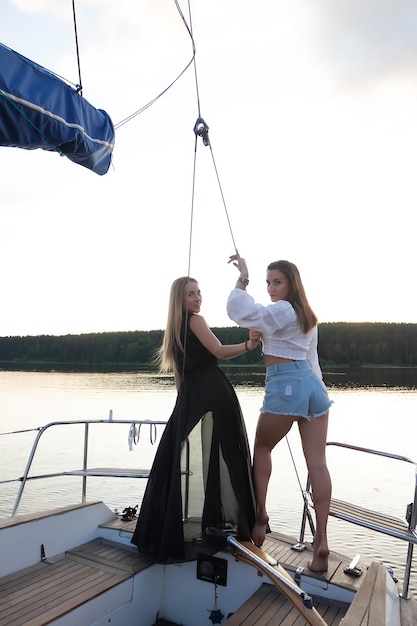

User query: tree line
[0,322,416,370]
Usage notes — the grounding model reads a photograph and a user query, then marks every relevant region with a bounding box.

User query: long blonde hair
[268,260,317,333]
[156,276,198,372]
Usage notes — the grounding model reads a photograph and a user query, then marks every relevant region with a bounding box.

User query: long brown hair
[268,260,317,333]
[155,276,198,372]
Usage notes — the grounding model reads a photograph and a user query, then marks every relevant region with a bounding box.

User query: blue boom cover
[0,43,114,175]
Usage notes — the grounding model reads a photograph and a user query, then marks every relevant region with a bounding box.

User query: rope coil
[128,422,158,450]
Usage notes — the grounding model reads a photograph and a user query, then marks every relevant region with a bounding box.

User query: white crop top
[227,288,322,379]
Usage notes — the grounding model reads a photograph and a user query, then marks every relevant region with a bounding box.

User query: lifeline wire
[285,436,316,536]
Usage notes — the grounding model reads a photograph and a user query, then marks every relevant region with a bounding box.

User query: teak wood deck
[225,583,348,626]
[226,560,417,626]
[0,513,416,626]
[0,537,153,626]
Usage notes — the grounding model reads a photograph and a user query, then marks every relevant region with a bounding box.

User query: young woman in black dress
[131,276,259,562]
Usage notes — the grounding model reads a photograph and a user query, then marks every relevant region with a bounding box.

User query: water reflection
[2,363,417,390]
[224,366,417,390]
[324,367,417,390]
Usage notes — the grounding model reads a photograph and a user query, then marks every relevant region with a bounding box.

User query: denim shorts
[262,360,332,420]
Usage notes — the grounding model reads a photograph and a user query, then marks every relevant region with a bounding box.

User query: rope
[179,128,198,381]
[114,1,196,130]
[199,132,238,253]
[71,0,83,94]
[187,0,238,254]
[113,0,239,261]
[128,422,158,450]
[178,0,240,379]
[179,2,202,381]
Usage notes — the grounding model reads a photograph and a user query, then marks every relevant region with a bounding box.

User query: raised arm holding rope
[227,252,333,573]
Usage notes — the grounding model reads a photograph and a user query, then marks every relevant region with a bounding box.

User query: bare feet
[308,542,329,573]
[251,511,269,548]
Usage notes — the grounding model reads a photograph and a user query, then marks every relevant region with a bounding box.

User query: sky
[1,0,417,337]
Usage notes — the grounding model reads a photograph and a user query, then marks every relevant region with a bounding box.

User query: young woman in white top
[227,253,332,573]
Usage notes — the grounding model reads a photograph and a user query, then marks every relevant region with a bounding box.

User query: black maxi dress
[131,314,256,563]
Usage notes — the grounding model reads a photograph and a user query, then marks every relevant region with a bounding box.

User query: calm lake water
[1,368,416,597]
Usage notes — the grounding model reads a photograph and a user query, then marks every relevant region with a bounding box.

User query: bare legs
[298,412,331,572]
[251,411,331,573]
[251,412,294,547]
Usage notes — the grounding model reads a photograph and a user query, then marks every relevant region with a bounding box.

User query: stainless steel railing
[0,412,190,518]
[297,441,417,599]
